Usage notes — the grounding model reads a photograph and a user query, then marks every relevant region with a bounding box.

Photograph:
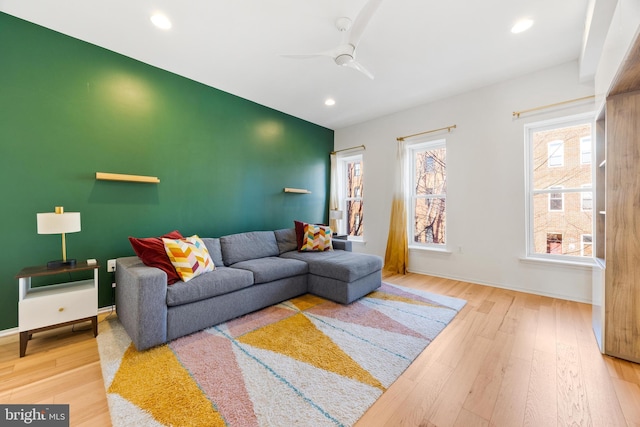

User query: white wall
[595,0,640,106]
[335,61,596,303]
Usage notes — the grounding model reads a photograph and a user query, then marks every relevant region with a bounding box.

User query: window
[337,153,364,239]
[408,139,446,246]
[580,136,592,164]
[526,113,594,260]
[548,186,564,212]
[547,233,562,254]
[581,184,593,211]
[548,140,564,167]
[581,234,593,256]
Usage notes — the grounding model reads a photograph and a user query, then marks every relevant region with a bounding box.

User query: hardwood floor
[1,274,639,426]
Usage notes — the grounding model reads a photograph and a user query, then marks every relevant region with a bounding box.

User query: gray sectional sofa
[115,228,383,350]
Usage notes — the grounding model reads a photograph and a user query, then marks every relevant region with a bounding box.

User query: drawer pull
[58,307,64,312]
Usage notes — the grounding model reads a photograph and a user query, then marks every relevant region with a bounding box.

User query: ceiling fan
[283,0,383,80]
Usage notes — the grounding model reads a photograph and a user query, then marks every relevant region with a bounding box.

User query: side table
[16,261,99,357]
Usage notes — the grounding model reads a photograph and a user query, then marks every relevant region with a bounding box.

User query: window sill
[408,245,452,254]
[519,256,597,270]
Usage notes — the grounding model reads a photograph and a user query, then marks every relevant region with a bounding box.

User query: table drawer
[19,285,96,331]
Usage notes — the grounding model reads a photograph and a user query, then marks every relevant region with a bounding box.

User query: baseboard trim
[406,268,592,304]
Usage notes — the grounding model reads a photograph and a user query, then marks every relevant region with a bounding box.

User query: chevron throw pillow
[300,223,333,252]
[163,235,215,282]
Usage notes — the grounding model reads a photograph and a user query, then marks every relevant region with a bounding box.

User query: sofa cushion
[274,228,298,254]
[163,235,215,282]
[231,257,308,284]
[166,266,254,307]
[129,230,183,285]
[281,250,382,282]
[201,237,224,267]
[220,231,279,266]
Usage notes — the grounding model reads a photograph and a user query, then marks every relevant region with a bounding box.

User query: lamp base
[46,259,77,269]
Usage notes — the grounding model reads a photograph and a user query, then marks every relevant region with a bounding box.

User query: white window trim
[524,111,595,264]
[407,138,447,249]
[336,152,364,241]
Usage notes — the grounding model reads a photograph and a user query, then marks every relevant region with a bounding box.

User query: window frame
[407,138,447,249]
[336,152,364,241]
[524,112,596,263]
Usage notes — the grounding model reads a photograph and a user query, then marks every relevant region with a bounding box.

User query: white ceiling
[0,0,596,130]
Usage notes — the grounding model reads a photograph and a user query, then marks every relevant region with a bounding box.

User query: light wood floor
[1,273,639,426]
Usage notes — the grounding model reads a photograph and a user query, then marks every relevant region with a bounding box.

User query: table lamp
[329,209,343,235]
[37,206,81,269]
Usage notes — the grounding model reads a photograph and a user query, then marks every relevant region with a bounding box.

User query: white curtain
[329,153,339,232]
[383,140,408,274]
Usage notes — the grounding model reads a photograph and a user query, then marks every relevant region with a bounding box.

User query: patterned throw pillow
[300,223,333,252]
[162,235,215,282]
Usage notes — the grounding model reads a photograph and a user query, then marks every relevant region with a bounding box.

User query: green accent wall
[0,12,334,331]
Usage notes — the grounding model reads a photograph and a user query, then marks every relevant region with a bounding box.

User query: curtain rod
[512,95,595,118]
[330,144,366,155]
[396,125,457,141]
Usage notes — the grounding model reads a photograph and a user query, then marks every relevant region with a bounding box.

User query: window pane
[582,234,593,256]
[346,200,363,237]
[413,197,446,244]
[415,148,446,196]
[532,193,592,256]
[581,191,593,211]
[548,141,564,167]
[533,123,592,190]
[346,161,363,198]
[580,136,592,164]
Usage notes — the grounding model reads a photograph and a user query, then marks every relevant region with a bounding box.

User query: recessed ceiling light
[325,98,336,106]
[151,13,172,30]
[511,18,533,34]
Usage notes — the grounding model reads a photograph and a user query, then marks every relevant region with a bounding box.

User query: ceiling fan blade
[345,59,375,80]
[347,0,384,47]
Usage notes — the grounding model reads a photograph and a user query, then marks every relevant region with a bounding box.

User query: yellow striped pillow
[162,235,215,283]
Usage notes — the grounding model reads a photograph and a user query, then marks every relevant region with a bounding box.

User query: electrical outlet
[107,259,116,272]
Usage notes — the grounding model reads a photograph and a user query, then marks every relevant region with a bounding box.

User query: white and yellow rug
[97,282,466,427]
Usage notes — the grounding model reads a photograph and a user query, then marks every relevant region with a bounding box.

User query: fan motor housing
[335,54,353,66]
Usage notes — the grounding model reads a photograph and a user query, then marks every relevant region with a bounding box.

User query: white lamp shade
[329,210,344,220]
[37,212,81,234]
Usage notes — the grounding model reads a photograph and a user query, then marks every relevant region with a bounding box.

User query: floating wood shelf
[96,172,160,184]
[283,187,311,194]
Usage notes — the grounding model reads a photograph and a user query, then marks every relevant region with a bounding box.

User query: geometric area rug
[97,282,466,427]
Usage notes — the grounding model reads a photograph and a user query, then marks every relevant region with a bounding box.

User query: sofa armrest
[332,239,352,252]
[115,256,168,350]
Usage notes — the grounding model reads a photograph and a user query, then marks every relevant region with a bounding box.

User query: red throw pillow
[294,220,306,250]
[129,230,183,285]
